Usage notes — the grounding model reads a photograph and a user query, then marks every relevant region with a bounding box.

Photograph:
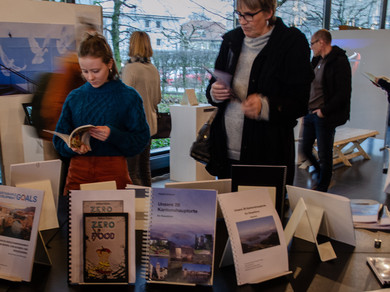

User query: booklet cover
[217,188,290,286]
[0,185,44,282]
[143,188,217,286]
[83,213,128,283]
[68,190,136,284]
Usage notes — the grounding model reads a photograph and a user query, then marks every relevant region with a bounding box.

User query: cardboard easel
[10,160,64,267]
[284,198,337,262]
[180,89,198,106]
[15,180,57,266]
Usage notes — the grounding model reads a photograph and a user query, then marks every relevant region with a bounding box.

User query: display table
[169,104,216,182]
[0,216,389,291]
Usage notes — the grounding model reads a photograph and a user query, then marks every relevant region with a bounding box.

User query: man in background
[301,29,351,192]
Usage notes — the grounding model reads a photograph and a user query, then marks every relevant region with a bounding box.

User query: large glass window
[330,0,382,29]
[277,0,323,39]
[386,2,390,28]
[77,0,234,150]
[73,0,390,155]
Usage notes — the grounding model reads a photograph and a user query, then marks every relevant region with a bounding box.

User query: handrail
[0,63,37,86]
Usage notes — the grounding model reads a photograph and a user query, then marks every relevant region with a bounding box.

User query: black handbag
[190,108,218,165]
[152,111,171,139]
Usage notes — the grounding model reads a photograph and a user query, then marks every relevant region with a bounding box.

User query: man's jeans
[301,113,335,192]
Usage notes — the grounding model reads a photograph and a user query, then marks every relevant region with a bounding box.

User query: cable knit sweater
[53,79,150,158]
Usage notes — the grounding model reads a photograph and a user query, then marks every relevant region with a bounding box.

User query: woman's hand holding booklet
[44,125,95,151]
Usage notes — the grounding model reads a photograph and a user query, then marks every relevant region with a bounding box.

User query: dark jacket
[378,78,390,103]
[311,46,351,127]
[205,18,314,182]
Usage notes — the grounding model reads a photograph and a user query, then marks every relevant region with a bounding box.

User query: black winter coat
[378,78,390,103]
[205,18,314,183]
[311,46,352,128]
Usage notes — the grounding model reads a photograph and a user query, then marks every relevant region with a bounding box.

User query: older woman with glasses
[205,0,314,185]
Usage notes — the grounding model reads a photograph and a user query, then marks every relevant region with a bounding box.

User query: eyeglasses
[234,9,264,22]
[310,39,319,46]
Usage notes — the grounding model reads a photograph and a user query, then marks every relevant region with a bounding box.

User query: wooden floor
[153,137,390,207]
[294,137,388,204]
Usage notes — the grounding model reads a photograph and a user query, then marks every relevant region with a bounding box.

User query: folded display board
[286,185,356,247]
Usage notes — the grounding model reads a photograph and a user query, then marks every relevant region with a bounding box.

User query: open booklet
[203,66,240,102]
[363,72,390,85]
[44,124,95,149]
[203,66,232,88]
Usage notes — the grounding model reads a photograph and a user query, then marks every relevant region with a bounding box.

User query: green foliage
[151,138,170,149]
[153,49,218,99]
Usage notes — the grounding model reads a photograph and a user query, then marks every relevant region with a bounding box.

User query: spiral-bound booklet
[68,189,136,285]
[218,188,290,286]
[142,187,218,286]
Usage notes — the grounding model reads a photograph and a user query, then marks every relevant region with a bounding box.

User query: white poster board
[332,30,390,139]
[10,159,62,210]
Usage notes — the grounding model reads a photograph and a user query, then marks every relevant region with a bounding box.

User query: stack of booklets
[142,187,218,286]
[350,199,390,230]
[68,189,136,285]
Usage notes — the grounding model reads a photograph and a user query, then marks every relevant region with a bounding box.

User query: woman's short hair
[237,0,277,25]
[78,32,119,80]
[128,31,153,59]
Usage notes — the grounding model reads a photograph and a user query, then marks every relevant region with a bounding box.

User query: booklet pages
[218,188,289,285]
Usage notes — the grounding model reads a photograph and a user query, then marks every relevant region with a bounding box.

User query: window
[330,0,382,29]
[74,0,390,157]
[277,0,323,39]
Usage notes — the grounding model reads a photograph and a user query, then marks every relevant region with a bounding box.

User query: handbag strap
[206,108,218,125]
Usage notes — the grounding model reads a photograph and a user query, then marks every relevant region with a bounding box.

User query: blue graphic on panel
[0,23,75,92]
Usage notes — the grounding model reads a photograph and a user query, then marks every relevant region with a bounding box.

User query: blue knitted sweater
[53,79,150,158]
